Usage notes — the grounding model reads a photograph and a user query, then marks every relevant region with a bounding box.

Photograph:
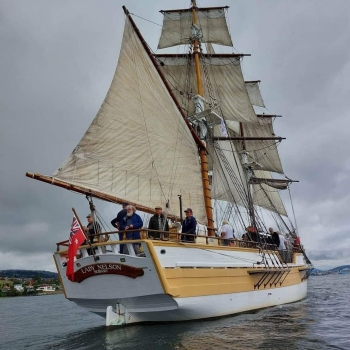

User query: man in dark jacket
[181,208,197,243]
[269,227,280,248]
[111,203,128,253]
[119,205,143,254]
[148,206,169,240]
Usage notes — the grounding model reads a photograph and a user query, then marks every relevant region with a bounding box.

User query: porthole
[160,249,166,254]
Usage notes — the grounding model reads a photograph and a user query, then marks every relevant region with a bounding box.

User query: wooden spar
[250,178,299,183]
[192,3,203,96]
[26,172,181,221]
[191,0,215,235]
[256,114,282,118]
[245,80,261,83]
[155,53,251,58]
[213,136,286,141]
[160,6,229,14]
[122,6,206,152]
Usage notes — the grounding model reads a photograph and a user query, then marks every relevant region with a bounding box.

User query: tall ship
[26,1,313,326]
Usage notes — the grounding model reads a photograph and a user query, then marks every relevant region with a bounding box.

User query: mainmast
[191,0,214,235]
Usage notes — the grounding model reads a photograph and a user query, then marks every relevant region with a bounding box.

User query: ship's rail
[55,228,300,262]
[56,229,266,252]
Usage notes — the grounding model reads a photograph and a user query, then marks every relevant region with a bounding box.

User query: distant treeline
[0,270,58,279]
[327,265,350,272]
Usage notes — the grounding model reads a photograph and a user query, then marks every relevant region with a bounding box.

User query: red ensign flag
[66,216,86,281]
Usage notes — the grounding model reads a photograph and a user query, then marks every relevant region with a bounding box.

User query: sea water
[0,274,349,350]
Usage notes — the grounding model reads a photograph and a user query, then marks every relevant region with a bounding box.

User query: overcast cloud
[1,0,349,271]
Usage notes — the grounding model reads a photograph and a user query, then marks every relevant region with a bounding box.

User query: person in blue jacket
[181,208,197,243]
[119,205,143,254]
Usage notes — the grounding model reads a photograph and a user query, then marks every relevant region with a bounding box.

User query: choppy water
[0,274,349,350]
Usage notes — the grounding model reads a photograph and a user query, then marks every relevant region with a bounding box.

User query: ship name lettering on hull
[73,263,144,283]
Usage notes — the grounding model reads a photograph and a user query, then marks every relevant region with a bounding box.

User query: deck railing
[56,228,264,252]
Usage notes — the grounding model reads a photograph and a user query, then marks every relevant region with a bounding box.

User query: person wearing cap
[220,220,235,246]
[111,203,129,253]
[181,208,197,243]
[120,205,143,254]
[83,214,101,246]
[148,206,169,240]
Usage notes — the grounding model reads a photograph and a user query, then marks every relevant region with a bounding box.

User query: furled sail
[252,170,287,216]
[209,126,248,206]
[53,18,206,223]
[158,7,233,49]
[245,81,265,108]
[226,119,284,174]
[156,55,258,124]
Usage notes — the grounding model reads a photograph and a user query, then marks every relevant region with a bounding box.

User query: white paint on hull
[78,280,307,325]
[154,245,293,268]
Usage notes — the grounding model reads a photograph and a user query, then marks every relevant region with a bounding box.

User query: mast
[239,122,256,229]
[191,0,214,235]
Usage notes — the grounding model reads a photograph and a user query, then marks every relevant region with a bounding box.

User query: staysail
[245,81,265,108]
[252,170,287,216]
[226,118,284,174]
[52,18,206,222]
[210,126,248,206]
[158,7,233,49]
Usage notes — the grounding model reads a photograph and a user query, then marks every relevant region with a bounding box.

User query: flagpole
[72,208,99,262]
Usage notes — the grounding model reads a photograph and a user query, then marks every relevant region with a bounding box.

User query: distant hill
[0,270,58,279]
[328,265,350,272]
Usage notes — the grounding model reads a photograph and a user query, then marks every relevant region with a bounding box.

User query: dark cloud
[1,0,350,270]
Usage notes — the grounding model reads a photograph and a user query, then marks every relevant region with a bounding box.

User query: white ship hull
[54,240,310,326]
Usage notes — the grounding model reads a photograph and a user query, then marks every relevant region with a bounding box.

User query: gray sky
[1,0,349,271]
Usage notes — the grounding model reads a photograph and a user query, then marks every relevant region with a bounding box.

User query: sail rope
[288,185,299,235]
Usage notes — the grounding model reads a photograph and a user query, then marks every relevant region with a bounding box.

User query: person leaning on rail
[119,205,143,255]
[82,214,101,255]
[110,202,129,253]
[220,220,235,246]
[148,205,169,240]
[181,208,197,243]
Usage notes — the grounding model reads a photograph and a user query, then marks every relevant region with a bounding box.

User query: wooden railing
[56,228,264,252]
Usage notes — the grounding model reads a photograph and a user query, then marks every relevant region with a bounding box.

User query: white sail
[158,8,233,49]
[245,81,265,108]
[226,119,283,174]
[53,18,206,223]
[252,170,287,216]
[157,55,258,124]
[210,126,248,206]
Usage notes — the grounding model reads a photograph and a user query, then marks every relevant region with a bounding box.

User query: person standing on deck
[278,232,287,250]
[111,203,128,253]
[148,206,169,240]
[83,214,101,244]
[181,208,197,243]
[119,205,143,255]
[269,227,280,248]
[82,214,101,255]
[220,220,235,246]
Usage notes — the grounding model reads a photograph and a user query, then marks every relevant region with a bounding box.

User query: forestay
[156,55,258,124]
[252,170,287,216]
[53,18,206,223]
[158,7,233,49]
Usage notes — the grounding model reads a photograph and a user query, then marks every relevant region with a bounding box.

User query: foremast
[191,0,214,235]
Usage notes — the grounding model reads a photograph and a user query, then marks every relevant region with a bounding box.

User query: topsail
[158,7,233,49]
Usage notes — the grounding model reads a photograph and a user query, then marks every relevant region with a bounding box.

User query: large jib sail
[52,17,207,222]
